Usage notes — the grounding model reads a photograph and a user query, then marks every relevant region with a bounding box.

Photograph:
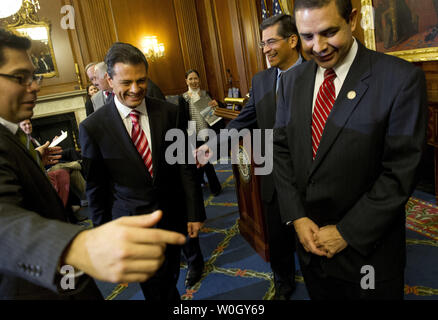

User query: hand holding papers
[49,130,68,147]
[200,106,222,127]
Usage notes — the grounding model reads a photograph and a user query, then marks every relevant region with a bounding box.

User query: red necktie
[129,110,153,177]
[312,68,337,159]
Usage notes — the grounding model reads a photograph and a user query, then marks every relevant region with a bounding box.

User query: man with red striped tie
[273,0,427,299]
[79,42,206,302]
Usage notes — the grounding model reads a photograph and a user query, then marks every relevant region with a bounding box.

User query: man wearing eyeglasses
[0,28,186,300]
[196,14,302,300]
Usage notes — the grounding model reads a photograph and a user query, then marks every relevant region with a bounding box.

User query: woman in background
[87,84,98,98]
[181,69,222,195]
[85,84,99,117]
[179,69,223,288]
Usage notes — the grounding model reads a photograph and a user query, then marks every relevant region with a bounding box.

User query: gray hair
[94,62,108,79]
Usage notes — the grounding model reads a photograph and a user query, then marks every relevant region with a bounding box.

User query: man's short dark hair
[0,28,31,68]
[105,42,149,79]
[294,0,352,22]
[260,14,301,51]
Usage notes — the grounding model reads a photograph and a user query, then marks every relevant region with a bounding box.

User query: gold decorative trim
[2,3,60,78]
[360,0,438,62]
[360,0,376,51]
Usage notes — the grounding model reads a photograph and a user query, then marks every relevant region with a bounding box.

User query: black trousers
[300,256,404,300]
[263,194,296,284]
[182,236,204,267]
[140,244,181,302]
[195,140,221,194]
[197,160,221,194]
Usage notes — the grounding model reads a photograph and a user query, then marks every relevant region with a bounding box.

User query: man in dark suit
[0,28,186,299]
[197,14,302,300]
[273,0,427,299]
[79,42,206,301]
[147,78,166,100]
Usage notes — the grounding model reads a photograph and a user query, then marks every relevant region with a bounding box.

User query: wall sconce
[141,36,165,61]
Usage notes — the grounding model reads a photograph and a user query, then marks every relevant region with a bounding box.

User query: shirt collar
[114,95,148,119]
[188,87,201,94]
[277,53,304,78]
[317,38,358,82]
[0,116,19,135]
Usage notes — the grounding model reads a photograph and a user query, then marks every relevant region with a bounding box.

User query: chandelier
[141,36,165,61]
[0,0,40,23]
[0,0,22,19]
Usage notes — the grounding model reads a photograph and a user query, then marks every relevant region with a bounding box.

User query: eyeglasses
[258,36,289,49]
[0,73,43,86]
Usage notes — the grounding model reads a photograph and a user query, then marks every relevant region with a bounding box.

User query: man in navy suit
[0,28,186,300]
[197,14,302,300]
[79,42,206,301]
[274,0,427,299]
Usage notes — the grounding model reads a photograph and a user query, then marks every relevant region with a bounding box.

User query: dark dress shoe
[212,187,222,197]
[273,272,296,300]
[273,283,295,300]
[273,292,290,300]
[185,261,204,287]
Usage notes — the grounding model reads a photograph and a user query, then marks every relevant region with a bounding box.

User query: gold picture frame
[361,0,438,62]
[2,3,59,78]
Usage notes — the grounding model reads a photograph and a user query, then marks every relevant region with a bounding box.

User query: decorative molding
[34,90,87,125]
[173,0,208,88]
[37,89,86,102]
[200,0,226,100]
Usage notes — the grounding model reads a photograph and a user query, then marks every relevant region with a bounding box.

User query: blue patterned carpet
[79,163,438,300]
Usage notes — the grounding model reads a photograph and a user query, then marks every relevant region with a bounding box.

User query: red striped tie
[129,110,153,177]
[312,68,337,159]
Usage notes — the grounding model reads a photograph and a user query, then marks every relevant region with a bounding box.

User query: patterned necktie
[16,129,45,173]
[276,71,282,93]
[129,110,153,177]
[104,91,113,104]
[312,68,337,160]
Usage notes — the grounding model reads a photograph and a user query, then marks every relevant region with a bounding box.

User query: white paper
[49,130,68,147]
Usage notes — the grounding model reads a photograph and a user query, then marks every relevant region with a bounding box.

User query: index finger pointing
[129,228,186,245]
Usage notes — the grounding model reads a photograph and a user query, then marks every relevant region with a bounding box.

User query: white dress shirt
[114,95,153,153]
[312,38,359,113]
[0,116,19,135]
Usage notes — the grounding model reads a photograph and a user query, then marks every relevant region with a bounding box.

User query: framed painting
[361,0,438,61]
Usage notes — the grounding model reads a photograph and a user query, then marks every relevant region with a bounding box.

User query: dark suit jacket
[79,97,206,231]
[274,41,427,282]
[85,98,94,117]
[147,79,165,101]
[225,67,279,203]
[0,124,96,299]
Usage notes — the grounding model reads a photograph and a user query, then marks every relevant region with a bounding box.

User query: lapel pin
[347,91,356,100]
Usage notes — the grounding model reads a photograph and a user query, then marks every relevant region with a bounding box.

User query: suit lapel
[310,43,371,175]
[105,102,154,182]
[295,61,318,173]
[0,124,48,180]
[267,68,278,128]
[145,97,164,181]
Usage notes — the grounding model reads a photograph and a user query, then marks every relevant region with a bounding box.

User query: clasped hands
[293,217,347,258]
